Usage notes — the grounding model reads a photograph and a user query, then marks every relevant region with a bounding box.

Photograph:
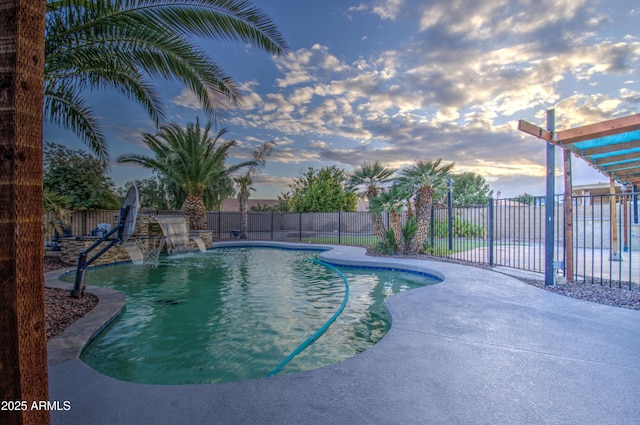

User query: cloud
[165,1,638,198]
[308,140,330,149]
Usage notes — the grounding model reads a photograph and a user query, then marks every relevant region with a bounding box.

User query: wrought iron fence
[48,193,640,289]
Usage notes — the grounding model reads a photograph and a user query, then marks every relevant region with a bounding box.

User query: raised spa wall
[56,215,213,266]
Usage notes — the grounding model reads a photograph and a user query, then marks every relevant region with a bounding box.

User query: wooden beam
[518,120,554,141]
[593,151,640,165]
[612,169,640,181]
[556,114,640,145]
[602,160,640,172]
[581,139,640,156]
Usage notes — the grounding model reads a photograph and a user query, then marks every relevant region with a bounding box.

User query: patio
[47,243,640,424]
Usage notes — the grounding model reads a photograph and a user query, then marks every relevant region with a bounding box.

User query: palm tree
[234,172,255,239]
[44,189,71,237]
[45,0,287,166]
[1,2,50,423]
[348,161,396,241]
[117,118,265,230]
[369,184,411,252]
[397,158,454,255]
[369,184,410,251]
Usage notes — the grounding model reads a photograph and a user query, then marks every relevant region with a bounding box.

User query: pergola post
[610,177,621,261]
[563,149,573,282]
[545,109,556,286]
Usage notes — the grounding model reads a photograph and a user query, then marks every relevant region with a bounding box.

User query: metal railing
[48,193,640,289]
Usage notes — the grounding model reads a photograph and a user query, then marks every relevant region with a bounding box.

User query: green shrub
[433,215,487,238]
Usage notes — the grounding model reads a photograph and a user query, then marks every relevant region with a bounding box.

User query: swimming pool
[67,247,438,384]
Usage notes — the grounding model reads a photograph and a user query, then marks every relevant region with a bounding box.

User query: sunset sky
[44,0,640,199]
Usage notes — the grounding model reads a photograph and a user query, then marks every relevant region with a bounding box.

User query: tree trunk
[389,211,402,243]
[181,195,207,230]
[371,212,385,242]
[411,188,434,254]
[0,1,50,424]
[239,194,248,239]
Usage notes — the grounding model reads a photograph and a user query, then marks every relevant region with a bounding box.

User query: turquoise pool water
[68,247,437,384]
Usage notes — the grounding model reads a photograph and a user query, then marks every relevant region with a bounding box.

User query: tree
[44,142,120,209]
[349,161,396,242]
[44,0,288,166]
[234,172,255,238]
[513,193,536,205]
[118,177,177,210]
[0,1,50,424]
[397,158,454,254]
[289,166,357,212]
[369,184,410,250]
[44,188,71,236]
[276,191,292,212]
[118,118,269,230]
[451,172,493,206]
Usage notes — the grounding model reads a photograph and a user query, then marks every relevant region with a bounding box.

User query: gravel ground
[366,249,640,311]
[44,255,98,341]
[44,250,640,343]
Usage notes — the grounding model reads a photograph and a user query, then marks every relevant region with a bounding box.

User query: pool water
[69,247,437,384]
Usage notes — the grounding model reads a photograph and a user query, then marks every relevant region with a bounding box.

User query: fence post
[488,198,494,267]
[271,211,274,240]
[430,206,435,247]
[338,211,342,245]
[447,181,453,251]
[634,185,638,224]
[299,212,302,242]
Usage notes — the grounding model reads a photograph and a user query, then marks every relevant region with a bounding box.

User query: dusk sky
[44,0,640,199]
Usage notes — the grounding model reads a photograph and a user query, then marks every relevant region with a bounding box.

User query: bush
[433,215,487,238]
[375,217,418,255]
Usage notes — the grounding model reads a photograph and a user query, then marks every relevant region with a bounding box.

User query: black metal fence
[206,211,376,246]
[48,193,640,289]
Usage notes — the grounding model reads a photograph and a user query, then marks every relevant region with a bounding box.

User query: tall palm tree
[117,118,265,230]
[234,172,255,239]
[397,158,454,255]
[0,1,50,423]
[45,0,288,166]
[348,161,396,241]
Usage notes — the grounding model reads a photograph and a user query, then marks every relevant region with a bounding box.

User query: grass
[301,235,489,254]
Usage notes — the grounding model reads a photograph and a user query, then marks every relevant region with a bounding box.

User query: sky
[44,0,640,200]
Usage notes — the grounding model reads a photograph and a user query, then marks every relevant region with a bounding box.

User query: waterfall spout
[155,216,190,255]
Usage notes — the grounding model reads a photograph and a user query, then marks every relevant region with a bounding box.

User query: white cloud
[308,140,329,149]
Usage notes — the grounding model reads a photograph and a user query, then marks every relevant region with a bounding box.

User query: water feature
[122,241,144,265]
[154,216,191,255]
[189,235,207,252]
[121,216,207,267]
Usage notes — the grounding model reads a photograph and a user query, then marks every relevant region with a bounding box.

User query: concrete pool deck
[47,242,640,424]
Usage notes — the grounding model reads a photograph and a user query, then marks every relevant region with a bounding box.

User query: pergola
[518,112,640,285]
[519,114,640,185]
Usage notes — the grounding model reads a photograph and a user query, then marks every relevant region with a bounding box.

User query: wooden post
[610,178,620,260]
[0,1,50,424]
[623,188,629,252]
[563,149,573,282]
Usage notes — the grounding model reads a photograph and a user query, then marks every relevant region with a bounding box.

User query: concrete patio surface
[47,242,640,424]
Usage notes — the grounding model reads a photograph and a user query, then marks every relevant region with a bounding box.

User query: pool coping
[46,268,126,365]
[47,241,640,425]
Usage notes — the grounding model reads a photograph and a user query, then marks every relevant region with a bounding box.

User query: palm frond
[44,82,109,167]
[45,0,288,162]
